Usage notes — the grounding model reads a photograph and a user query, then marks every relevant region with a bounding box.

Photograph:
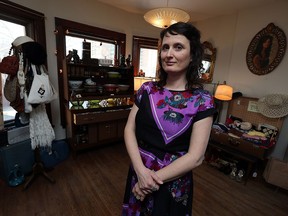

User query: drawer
[210,129,266,159]
[210,129,229,145]
[98,122,118,142]
[73,109,130,125]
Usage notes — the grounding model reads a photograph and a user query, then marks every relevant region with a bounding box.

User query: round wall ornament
[246,23,286,75]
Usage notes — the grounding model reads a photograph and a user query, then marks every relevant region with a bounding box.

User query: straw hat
[257,94,288,118]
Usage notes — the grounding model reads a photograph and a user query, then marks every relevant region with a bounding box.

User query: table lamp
[214,82,233,101]
[214,82,233,122]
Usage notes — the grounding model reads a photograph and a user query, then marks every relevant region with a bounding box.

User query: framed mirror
[246,23,286,75]
[199,41,216,83]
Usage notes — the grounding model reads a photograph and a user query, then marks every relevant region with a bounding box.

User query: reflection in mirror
[199,41,216,83]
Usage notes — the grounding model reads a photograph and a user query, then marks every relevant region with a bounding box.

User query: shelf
[63,62,134,154]
[66,97,133,111]
[67,63,133,78]
[68,89,134,98]
[73,109,131,125]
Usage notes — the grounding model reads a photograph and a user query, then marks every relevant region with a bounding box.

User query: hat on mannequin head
[12,36,34,47]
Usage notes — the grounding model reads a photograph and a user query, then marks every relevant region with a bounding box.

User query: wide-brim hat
[257,94,288,118]
[12,36,34,47]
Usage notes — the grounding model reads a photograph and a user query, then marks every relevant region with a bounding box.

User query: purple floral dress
[122,81,215,216]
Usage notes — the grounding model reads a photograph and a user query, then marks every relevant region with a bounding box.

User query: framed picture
[246,23,286,75]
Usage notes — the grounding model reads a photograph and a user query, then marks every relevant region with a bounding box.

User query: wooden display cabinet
[66,108,131,155]
[54,18,133,155]
[64,64,134,155]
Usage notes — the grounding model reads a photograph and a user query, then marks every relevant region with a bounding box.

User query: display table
[209,129,266,184]
[207,96,284,184]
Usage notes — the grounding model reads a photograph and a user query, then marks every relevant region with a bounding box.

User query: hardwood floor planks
[0,142,287,216]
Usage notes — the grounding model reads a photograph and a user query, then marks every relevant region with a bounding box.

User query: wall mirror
[199,41,216,83]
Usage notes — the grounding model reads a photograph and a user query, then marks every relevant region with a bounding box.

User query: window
[0,20,25,122]
[0,1,46,126]
[132,36,159,78]
[65,36,116,64]
[139,48,158,78]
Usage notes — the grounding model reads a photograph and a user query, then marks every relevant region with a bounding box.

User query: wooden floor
[0,142,287,216]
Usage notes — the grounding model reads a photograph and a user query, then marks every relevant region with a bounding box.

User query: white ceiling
[97,0,282,21]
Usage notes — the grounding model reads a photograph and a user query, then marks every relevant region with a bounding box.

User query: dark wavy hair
[254,34,273,57]
[157,22,204,90]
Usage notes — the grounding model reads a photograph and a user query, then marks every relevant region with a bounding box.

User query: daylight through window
[0,20,25,121]
[66,35,116,64]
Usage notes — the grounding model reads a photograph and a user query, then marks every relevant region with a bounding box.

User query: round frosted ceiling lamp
[144,7,190,28]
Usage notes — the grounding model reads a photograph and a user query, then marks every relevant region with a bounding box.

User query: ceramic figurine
[66,50,73,62]
[120,55,126,67]
[126,54,131,67]
[72,49,80,63]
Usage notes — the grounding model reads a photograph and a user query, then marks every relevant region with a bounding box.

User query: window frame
[0,1,46,49]
[0,1,47,127]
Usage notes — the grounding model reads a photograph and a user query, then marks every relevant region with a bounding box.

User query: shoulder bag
[27,64,58,104]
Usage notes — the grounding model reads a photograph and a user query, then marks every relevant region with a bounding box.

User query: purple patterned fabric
[122,148,191,216]
[136,82,214,144]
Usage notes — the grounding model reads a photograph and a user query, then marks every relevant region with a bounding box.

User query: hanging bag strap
[17,54,26,99]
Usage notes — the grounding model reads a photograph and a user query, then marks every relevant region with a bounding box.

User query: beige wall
[11,0,288,159]
[196,1,288,99]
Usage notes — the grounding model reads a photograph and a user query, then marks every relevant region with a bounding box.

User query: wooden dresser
[210,128,266,159]
[208,96,284,183]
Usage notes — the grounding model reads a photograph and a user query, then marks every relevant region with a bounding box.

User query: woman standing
[122,22,216,215]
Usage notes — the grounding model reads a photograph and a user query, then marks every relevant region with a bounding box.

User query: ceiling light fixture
[144,0,190,28]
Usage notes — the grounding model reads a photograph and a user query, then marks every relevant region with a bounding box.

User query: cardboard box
[263,157,288,190]
[7,125,29,144]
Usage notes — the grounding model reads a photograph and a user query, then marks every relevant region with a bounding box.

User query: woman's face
[160,33,192,75]
[263,38,272,48]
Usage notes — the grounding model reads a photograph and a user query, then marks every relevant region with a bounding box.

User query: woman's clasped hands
[132,168,163,201]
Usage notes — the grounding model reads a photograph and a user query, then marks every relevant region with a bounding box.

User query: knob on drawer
[228,138,240,146]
